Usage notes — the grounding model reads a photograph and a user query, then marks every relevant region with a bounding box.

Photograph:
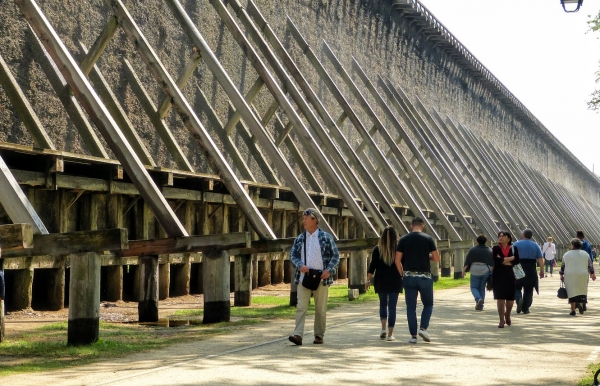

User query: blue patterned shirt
[290,228,340,286]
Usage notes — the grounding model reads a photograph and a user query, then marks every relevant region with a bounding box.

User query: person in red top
[492,231,520,328]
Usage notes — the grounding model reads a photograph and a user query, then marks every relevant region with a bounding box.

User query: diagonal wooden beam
[224,77,265,135]
[80,16,119,76]
[15,0,188,237]
[0,53,55,150]
[157,49,203,119]
[164,0,337,238]
[0,154,48,235]
[105,0,275,239]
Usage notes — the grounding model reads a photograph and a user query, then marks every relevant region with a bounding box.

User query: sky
[419,0,600,174]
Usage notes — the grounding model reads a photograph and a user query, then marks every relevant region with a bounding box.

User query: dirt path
[3,274,599,385]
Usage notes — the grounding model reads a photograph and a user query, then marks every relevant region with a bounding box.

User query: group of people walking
[287,206,597,345]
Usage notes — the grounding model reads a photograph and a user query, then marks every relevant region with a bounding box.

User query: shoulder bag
[511,245,526,280]
[301,231,323,291]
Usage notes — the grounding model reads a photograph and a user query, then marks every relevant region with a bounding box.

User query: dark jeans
[544,259,554,274]
[378,292,399,328]
[515,284,534,311]
[403,276,434,336]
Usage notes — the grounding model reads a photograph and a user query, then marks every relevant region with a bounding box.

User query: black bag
[302,268,323,291]
[301,231,322,291]
[557,281,568,299]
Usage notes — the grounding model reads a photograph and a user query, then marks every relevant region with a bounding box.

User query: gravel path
[4,273,598,385]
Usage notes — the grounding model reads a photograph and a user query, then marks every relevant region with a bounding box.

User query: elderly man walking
[288,208,339,346]
[514,229,544,314]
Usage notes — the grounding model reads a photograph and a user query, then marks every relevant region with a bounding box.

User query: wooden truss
[1,0,599,257]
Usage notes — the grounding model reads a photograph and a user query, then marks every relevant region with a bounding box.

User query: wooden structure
[1,0,600,344]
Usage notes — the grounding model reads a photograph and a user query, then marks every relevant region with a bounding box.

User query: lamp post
[561,0,583,13]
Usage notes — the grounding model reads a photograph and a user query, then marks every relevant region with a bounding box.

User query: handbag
[552,259,557,267]
[510,246,526,280]
[301,231,322,291]
[557,281,568,299]
[513,263,526,280]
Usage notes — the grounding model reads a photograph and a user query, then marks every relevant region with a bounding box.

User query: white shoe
[380,330,386,339]
[387,335,396,341]
[408,337,417,344]
[418,329,431,342]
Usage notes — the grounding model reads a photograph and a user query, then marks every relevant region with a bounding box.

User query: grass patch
[434,275,470,290]
[578,364,600,386]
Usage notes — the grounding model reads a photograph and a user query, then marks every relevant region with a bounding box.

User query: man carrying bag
[288,208,340,345]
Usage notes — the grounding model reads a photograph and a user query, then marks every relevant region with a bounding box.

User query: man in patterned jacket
[288,208,339,346]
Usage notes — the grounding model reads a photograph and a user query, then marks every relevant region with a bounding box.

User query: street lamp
[561,0,583,13]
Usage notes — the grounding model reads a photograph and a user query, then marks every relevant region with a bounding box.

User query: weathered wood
[202,250,230,324]
[258,257,270,287]
[348,249,368,294]
[68,252,101,346]
[0,155,49,235]
[227,237,378,256]
[138,256,159,322]
[157,49,203,119]
[234,254,252,306]
[159,263,170,299]
[104,265,122,302]
[122,232,249,257]
[338,257,348,279]
[2,228,128,258]
[454,249,466,279]
[0,224,34,250]
[0,296,4,343]
[441,250,452,277]
[15,0,189,238]
[79,16,118,75]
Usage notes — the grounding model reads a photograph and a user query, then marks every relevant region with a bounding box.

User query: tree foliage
[589,11,600,111]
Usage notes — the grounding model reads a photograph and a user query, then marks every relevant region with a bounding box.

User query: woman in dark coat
[492,230,520,328]
[366,226,402,341]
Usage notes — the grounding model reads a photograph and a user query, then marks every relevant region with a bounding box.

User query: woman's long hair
[379,226,398,266]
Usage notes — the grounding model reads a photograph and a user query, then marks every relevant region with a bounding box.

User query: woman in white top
[560,238,596,316]
[542,236,557,276]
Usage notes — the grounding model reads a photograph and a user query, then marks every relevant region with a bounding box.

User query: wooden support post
[252,256,258,290]
[12,267,33,310]
[270,254,283,285]
[159,263,170,300]
[283,260,292,284]
[430,260,440,282]
[0,295,4,343]
[441,250,452,277]
[234,254,252,306]
[172,258,191,296]
[454,249,466,279]
[258,256,270,287]
[138,256,159,322]
[348,250,368,294]
[338,257,348,279]
[47,267,65,311]
[202,250,230,324]
[104,265,122,302]
[68,252,100,346]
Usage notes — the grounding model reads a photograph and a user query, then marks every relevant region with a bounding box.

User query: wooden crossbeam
[0,223,34,250]
[120,232,250,257]
[227,237,379,256]
[80,16,118,75]
[2,228,128,258]
[157,49,203,119]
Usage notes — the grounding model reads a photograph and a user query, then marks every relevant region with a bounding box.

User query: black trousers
[515,259,538,311]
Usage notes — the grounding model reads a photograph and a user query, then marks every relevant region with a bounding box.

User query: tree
[589,11,600,111]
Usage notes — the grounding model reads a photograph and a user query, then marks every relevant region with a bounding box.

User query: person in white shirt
[542,237,557,277]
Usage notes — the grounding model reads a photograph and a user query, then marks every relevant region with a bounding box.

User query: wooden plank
[0,155,49,234]
[15,0,188,238]
[0,223,34,250]
[1,228,128,258]
[79,16,118,75]
[157,50,203,119]
[120,232,250,257]
[228,237,378,255]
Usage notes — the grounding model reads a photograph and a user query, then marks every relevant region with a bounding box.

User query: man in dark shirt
[395,217,440,344]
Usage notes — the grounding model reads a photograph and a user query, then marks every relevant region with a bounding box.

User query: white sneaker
[380,330,387,339]
[418,329,431,342]
[387,335,396,341]
[408,337,417,344]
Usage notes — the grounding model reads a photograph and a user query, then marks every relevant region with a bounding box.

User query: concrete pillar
[105,266,122,302]
[159,263,170,300]
[441,250,452,277]
[68,252,101,346]
[430,260,440,282]
[138,256,159,323]
[202,250,230,324]
[270,254,284,285]
[338,257,348,279]
[349,250,368,294]
[234,254,252,306]
[289,268,298,307]
[12,268,33,310]
[454,249,466,279]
